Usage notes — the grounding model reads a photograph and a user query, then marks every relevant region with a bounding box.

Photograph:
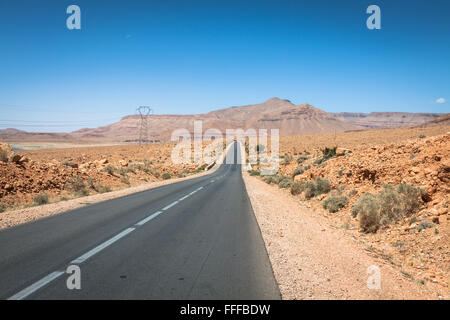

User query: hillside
[334,112,442,129]
[416,113,450,128]
[2,98,364,143]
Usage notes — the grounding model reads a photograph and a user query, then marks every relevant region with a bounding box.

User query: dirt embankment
[248,129,449,297]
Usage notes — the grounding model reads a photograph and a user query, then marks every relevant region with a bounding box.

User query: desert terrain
[246,125,450,298]
[0,141,216,215]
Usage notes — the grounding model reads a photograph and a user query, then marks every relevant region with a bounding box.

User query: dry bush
[65,176,89,196]
[0,204,5,213]
[120,175,130,185]
[248,170,260,176]
[297,155,308,164]
[279,177,293,189]
[352,184,423,233]
[102,165,116,175]
[292,165,304,178]
[352,193,380,233]
[33,194,49,206]
[0,150,8,162]
[304,177,331,199]
[290,181,305,195]
[323,196,348,213]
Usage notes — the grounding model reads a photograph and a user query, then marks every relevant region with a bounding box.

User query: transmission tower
[137,106,152,145]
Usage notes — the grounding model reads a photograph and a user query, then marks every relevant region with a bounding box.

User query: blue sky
[0,0,449,132]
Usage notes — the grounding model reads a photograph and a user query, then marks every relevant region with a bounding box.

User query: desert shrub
[162,173,171,180]
[282,153,293,165]
[304,165,311,171]
[96,184,111,193]
[314,147,337,165]
[65,176,86,193]
[348,189,358,197]
[196,164,208,172]
[304,181,317,199]
[338,168,346,177]
[419,134,426,139]
[263,176,273,184]
[0,150,8,162]
[120,175,130,185]
[103,165,115,175]
[322,147,337,159]
[303,177,331,199]
[248,170,260,176]
[33,194,49,206]
[315,177,331,194]
[117,167,127,176]
[290,181,305,195]
[61,161,77,168]
[352,193,380,233]
[297,155,309,164]
[352,184,423,233]
[292,165,304,178]
[0,204,4,213]
[279,177,293,189]
[397,183,423,214]
[323,196,348,213]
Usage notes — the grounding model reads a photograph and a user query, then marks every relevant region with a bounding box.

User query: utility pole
[137,106,152,145]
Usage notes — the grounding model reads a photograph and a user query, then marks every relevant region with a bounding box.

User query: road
[0,142,281,300]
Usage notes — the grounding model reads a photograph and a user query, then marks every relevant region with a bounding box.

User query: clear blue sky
[0,0,449,132]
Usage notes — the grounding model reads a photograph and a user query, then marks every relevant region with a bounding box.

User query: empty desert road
[0,142,281,300]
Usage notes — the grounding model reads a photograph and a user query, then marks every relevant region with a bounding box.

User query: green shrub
[290,181,305,195]
[338,168,346,177]
[248,170,260,176]
[162,173,171,180]
[304,181,317,199]
[419,134,426,139]
[0,204,4,213]
[322,147,337,159]
[279,177,293,189]
[33,194,49,206]
[297,155,309,164]
[323,196,348,213]
[292,166,304,178]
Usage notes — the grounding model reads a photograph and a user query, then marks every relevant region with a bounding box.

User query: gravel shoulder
[243,172,444,299]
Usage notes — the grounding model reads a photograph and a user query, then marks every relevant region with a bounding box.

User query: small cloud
[435,98,446,104]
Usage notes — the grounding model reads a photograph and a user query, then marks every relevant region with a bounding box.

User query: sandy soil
[243,172,446,299]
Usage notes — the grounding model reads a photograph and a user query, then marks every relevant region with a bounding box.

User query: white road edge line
[135,211,162,226]
[8,270,65,300]
[178,194,190,201]
[71,227,135,264]
[161,201,178,211]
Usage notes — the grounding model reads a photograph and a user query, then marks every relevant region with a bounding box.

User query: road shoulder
[242,172,441,299]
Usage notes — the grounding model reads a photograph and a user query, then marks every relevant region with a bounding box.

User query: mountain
[2,98,442,144]
[69,98,363,142]
[333,112,442,129]
[415,113,450,127]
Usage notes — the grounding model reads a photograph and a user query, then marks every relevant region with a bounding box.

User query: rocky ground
[0,142,213,213]
[248,127,450,297]
[243,173,443,299]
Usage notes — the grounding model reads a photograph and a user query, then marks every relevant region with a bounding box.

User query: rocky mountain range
[0,98,446,143]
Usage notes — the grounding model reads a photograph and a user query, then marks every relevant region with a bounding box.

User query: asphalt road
[0,142,281,300]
